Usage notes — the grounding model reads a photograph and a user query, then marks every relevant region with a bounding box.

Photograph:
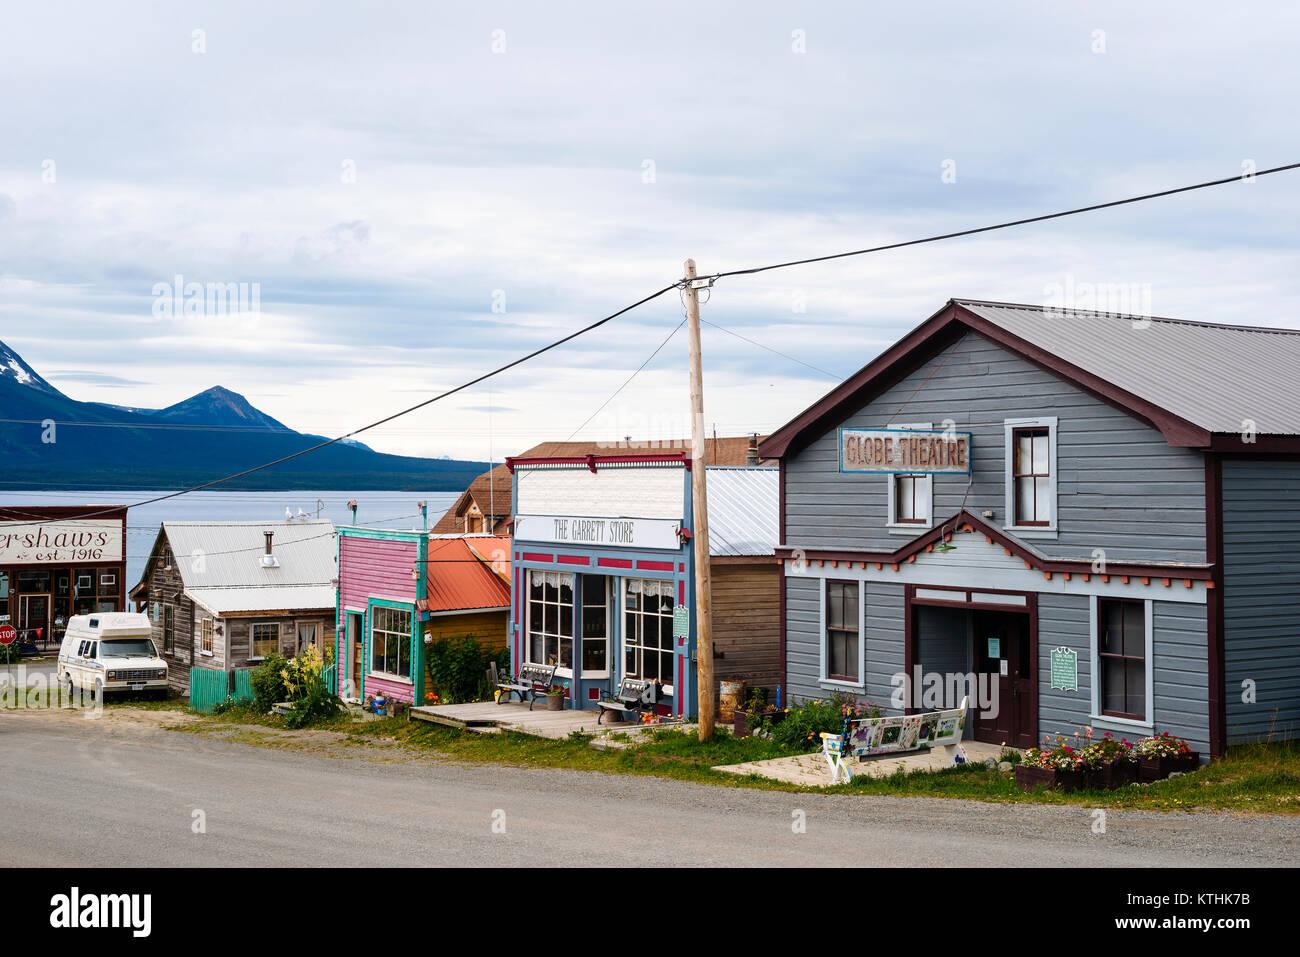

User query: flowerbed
[1015,728,1196,792]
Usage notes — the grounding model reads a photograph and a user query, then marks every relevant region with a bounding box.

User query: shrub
[249,653,289,711]
[280,645,343,729]
[767,691,875,752]
[426,635,510,704]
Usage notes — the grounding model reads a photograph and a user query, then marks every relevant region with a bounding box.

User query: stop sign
[0,624,16,646]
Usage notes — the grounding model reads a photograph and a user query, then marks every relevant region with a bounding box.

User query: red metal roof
[419,535,511,614]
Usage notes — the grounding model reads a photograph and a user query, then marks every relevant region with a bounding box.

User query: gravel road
[2,709,1296,867]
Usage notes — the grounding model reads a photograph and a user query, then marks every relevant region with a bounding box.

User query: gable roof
[760,299,1300,458]
[432,436,769,533]
[132,520,337,614]
[420,535,511,613]
[778,508,1213,579]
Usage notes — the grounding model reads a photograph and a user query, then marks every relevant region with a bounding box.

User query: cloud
[0,2,1297,459]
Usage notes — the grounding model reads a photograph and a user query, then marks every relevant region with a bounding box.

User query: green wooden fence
[189,667,257,713]
[323,663,337,695]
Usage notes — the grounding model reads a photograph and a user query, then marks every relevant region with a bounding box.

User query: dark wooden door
[972,610,1034,748]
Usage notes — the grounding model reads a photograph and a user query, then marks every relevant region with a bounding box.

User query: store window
[370,607,413,679]
[0,571,8,620]
[824,580,860,683]
[623,578,675,686]
[527,571,574,670]
[251,622,279,660]
[1004,417,1057,532]
[580,575,609,674]
[1097,598,1147,721]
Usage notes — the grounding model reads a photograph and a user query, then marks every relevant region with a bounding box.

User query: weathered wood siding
[1222,458,1300,743]
[423,609,509,648]
[142,536,196,693]
[711,562,780,692]
[784,329,1207,563]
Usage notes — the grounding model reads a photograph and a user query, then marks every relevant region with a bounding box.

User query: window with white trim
[1098,598,1146,720]
[527,571,574,670]
[623,578,674,685]
[824,580,861,683]
[887,422,932,531]
[251,621,278,660]
[1004,417,1057,533]
[370,606,412,679]
[200,617,214,655]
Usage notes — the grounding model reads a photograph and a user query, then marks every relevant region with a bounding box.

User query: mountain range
[0,340,488,490]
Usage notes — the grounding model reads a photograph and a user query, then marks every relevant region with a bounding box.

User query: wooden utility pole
[684,259,715,741]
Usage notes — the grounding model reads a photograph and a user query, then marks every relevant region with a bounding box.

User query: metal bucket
[718,679,747,723]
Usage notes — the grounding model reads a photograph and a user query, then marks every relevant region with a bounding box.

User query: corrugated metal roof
[187,585,336,615]
[161,520,337,593]
[705,467,779,556]
[957,300,1300,435]
[422,536,511,613]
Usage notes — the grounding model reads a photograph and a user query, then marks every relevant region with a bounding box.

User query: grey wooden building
[760,299,1300,758]
[130,520,337,694]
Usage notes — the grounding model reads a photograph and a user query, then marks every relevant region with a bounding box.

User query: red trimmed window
[893,474,926,524]
[825,580,860,682]
[1012,427,1051,526]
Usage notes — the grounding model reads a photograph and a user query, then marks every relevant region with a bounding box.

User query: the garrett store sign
[839,428,973,475]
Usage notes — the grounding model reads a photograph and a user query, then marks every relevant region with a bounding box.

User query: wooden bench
[496,663,557,710]
[821,696,970,784]
[596,678,655,725]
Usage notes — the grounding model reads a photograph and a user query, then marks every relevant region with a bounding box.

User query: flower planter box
[1014,764,1085,793]
[1137,752,1199,782]
[733,709,786,739]
[1086,759,1139,790]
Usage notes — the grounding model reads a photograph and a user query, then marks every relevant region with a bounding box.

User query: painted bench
[820,696,970,785]
[596,678,655,724]
[496,663,558,710]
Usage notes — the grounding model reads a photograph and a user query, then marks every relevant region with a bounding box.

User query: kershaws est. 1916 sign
[839,428,973,475]
[0,520,123,565]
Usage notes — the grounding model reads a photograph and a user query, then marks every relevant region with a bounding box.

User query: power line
[695,162,1300,284]
[6,282,679,526]
[10,161,1300,528]
[565,316,689,441]
[701,318,843,380]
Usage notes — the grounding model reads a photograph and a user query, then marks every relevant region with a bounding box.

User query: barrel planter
[544,692,565,712]
[1138,752,1199,782]
[1086,759,1139,790]
[1014,764,1085,793]
[718,680,747,723]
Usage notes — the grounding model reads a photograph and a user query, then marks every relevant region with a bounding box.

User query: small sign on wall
[1050,647,1078,691]
[987,636,1000,659]
[673,604,689,639]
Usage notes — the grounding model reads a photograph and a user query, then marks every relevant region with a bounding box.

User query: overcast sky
[2,2,1298,461]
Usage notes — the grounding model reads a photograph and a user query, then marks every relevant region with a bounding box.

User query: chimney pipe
[746,432,760,466]
[264,530,274,555]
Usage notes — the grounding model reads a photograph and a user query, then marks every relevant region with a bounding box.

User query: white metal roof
[157,520,337,613]
[705,467,779,557]
[957,300,1300,436]
[187,585,337,615]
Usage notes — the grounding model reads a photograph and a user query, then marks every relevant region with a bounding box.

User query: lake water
[0,489,460,587]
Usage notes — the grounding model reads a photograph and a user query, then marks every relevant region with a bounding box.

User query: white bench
[820,696,970,784]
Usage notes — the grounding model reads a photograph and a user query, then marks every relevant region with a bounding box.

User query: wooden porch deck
[409,700,687,741]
